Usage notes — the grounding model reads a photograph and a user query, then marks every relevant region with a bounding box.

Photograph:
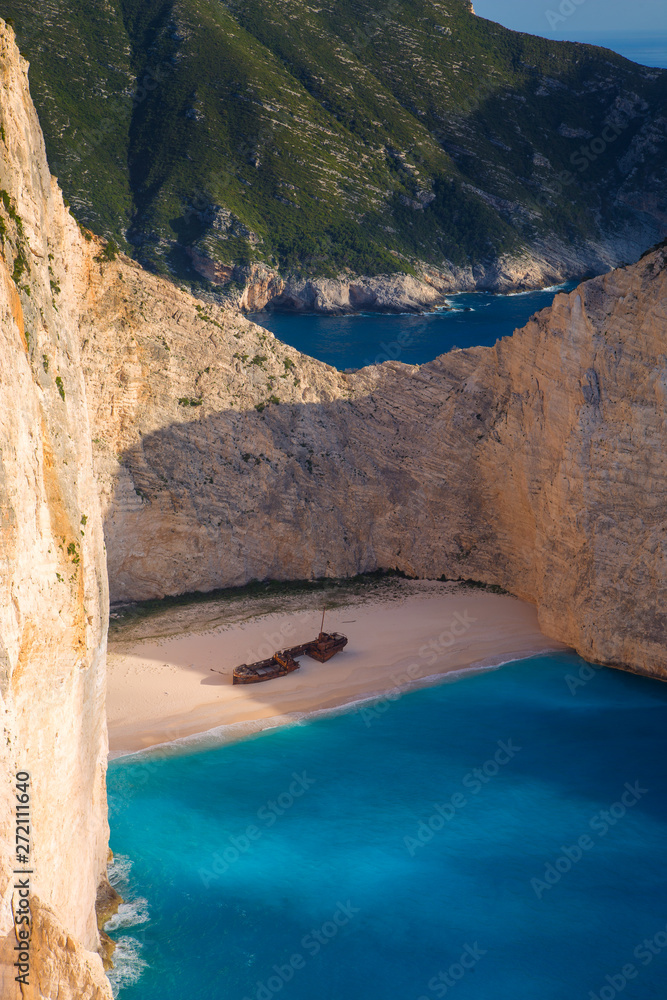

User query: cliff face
[212,242,625,314]
[5,0,667,298]
[482,254,667,675]
[0,23,111,1000]
[0,13,665,995]
[77,228,667,677]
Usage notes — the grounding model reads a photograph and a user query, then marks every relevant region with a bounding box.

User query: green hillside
[7,0,667,283]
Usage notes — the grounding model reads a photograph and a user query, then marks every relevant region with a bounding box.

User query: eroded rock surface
[0,12,665,996]
[195,235,654,314]
[78,235,667,678]
[0,22,111,1000]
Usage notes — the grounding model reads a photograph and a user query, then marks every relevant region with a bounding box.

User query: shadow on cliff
[107,396,667,830]
[104,366,493,604]
[105,383,500,742]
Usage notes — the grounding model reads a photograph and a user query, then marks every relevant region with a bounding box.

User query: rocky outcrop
[0,22,111,1000]
[189,259,454,314]
[77,230,667,678]
[193,229,657,314]
[0,14,665,994]
[240,269,450,314]
[8,0,667,306]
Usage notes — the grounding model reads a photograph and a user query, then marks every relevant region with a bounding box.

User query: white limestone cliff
[0,13,665,999]
[0,22,111,999]
[78,238,667,678]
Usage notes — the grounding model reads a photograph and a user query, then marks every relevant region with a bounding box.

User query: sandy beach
[106,581,569,755]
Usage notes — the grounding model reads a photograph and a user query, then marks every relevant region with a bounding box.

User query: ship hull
[232,653,300,685]
[231,632,348,683]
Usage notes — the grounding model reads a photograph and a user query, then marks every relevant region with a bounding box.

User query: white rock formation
[0,22,111,999]
[78,239,667,679]
[0,13,665,999]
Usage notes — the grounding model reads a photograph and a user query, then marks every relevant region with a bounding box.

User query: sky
[472,0,667,67]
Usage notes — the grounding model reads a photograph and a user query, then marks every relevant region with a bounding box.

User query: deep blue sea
[552,35,667,70]
[249,284,576,371]
[596,35,667,68]
[467,14,667,69]
[107,651,667,1000]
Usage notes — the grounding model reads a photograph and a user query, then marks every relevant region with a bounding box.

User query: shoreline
[108,648,568,761]
[216,250,607,316]
[244,280,576,321]
[106,581,571,756]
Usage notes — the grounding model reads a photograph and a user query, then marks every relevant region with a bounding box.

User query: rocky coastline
[190,225,660,314]
[0,15,665,999]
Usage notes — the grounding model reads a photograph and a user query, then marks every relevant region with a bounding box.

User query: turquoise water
[107,652,667,999]
[249,285,576,370]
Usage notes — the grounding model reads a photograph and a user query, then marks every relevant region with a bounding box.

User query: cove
[106,651,667,999]
[249,284,577,370]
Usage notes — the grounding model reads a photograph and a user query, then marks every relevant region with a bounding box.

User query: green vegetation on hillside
[6,0,666,281]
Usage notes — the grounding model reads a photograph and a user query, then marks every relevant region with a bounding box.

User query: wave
[105,852,151,996]
[538,283,570,293]
[503,282,571,297]
[110,648,566,762]
[105,898,150,932]
[108,853,133,889]
[107,857,149,928]
[109,714,306,761]
[441,299,470,313]
[106,936,148,998]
